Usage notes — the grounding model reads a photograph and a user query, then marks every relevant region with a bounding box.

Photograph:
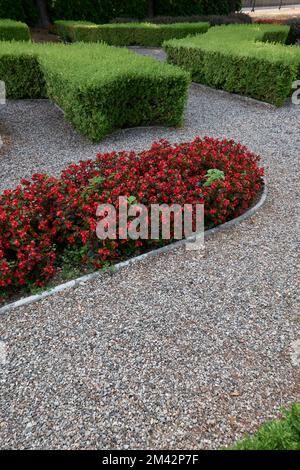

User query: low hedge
[54,20,210,46]
[0,41,190,141]
[111,13,252,25]
[164,24,300,106]
[0,137,263,303]
[0,18,30,41]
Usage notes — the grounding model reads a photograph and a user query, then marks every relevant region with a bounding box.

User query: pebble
[0,48,299,450]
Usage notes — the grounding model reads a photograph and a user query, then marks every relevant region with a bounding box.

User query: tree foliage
[0,1,242,26]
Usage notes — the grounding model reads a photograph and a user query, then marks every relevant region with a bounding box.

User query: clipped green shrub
[54,20,210,46]
[0,41,190,141]
[232,404,300,450]
[0,19,30,41]
[164,24,300,106]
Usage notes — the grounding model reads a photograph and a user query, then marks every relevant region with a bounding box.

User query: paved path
[0,49,299,449]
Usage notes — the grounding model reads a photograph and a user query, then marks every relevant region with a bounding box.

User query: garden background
[0,1,242,26]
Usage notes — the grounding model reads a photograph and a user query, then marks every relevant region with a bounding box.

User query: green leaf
[203,169,225,187]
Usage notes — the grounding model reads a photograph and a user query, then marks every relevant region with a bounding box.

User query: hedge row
[111,13,252,25]
[0,41,190,141]
[54,20,210,47]
[164,24,300,106]
[0,19,30,41]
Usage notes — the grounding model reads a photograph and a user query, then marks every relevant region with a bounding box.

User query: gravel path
[0,49,300,449]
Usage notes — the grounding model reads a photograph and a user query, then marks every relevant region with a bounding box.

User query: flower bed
[0,137,264,304]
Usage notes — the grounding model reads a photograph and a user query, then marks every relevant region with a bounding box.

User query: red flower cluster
[0,137,264,301]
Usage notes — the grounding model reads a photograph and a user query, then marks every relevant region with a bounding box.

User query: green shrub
[54,20,210,46]
[48,0,147,23]
[49,1,242,23]
[232,404,300,450]
[0,0,23,21]
[164,24,300,106]
[0,41,190,141]
[0,0,38,25]
[0,19,30,41]
[0,1,242,25]
[154,0,242,16]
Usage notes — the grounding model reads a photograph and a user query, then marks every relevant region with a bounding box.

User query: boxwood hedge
[164,24,300,106]
[0,41,190,141]
[54,20,210,46]
[0,18,30,41]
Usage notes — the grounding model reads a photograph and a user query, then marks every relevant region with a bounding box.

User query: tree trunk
[147,0,155,18]
[35,0,51,28]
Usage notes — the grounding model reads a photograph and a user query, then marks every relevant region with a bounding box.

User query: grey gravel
[0,48,300,450]
[127,46,167,61]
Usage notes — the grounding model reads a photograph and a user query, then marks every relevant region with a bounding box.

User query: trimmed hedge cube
[0,41,190,141]
[0,19,30,41]
[164,24,300,106]
[54,20,210,47]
